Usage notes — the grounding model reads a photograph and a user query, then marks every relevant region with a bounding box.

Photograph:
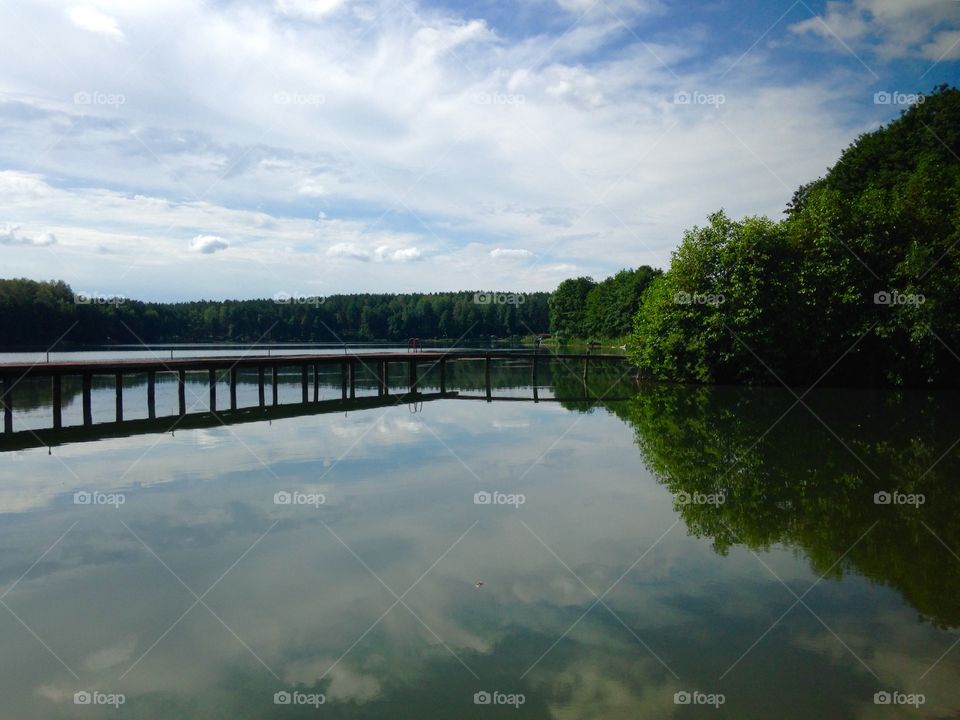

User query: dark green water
[0,359,957,718]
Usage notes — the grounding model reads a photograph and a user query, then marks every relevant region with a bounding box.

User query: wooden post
[147,370,156,419]
[409,359,417,392]
[439,358,447,393]
[340,362,347,400]
[313,364,319,403]
[377,361,385,396]
[2,377,12,433]
[349,361,356,399]
[82,373,92,426]
[230,367,238,410]
[209,368,217,412]
[257,366,265,407]
[115,372,123,422]
[52,375,62,429]
[301,364,309,403]
[271,366,279,406]
[532,353,538,402]
[485,355,492,402]
[178,369,186,416]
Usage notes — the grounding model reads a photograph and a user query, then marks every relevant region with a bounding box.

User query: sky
[0,0,957,301]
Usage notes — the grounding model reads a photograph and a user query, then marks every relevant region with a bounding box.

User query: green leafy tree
[630,84,960,387]
[548,277,595,338]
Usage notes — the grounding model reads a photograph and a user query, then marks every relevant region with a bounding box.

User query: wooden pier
[0,350,627,439]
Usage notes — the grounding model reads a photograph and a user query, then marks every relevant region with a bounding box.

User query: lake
[0,355,957,718]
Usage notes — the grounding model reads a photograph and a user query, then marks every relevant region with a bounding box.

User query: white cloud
[387,246,422,261]
[326,242,371,260]
[0,224,57,246]
[297,179,327,196]
[490,248,533,259]
[275,0,346,20]
[790,0,960,60]
[189,235,229,253]
[922,29,960,62]
[67,6,125,40]
[327,243,422,262]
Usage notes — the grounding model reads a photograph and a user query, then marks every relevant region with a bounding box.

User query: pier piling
[115,372,123,422]
[209,368,217,412]
[52,375,62,429]
[147,370,156,419]
[82,373,92,426]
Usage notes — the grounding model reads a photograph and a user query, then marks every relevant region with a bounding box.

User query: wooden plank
[0,350,627,378]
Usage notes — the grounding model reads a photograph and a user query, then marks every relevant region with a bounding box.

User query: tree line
[0,281,551,346]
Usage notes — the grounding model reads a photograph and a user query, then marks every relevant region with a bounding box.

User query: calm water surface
[0,358,957,718]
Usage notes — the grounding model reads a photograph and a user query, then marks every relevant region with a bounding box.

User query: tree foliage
[630,84,960,386]
[549,267,660,340]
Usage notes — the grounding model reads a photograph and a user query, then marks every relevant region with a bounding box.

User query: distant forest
[0,282,556,345]
[0,264,663,348]
[0,262,661,346]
